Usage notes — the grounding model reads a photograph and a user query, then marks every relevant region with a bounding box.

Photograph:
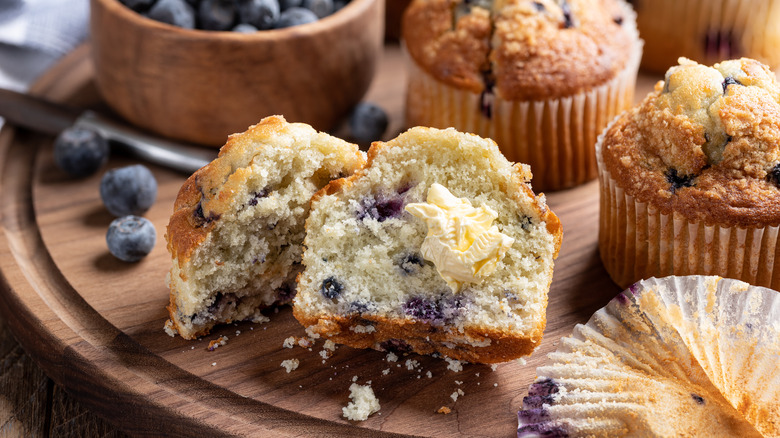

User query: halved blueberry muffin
[164,115,365,339]
[294,126,562,363]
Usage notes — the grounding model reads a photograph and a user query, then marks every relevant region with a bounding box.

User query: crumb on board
[342,383,380,421]
[252,315,270,324]
[445,357,463,372]
[281,359,300,373]
[283,336,296,349]
[450,389,465,402]
[386,352,398,363]
[437,407,451,414]
[207,336,228,351]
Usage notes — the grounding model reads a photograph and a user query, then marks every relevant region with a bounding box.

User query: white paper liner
[517,275,780,437]
[594,122,780,290]
[404,6,643,192]
[637,0,780,73]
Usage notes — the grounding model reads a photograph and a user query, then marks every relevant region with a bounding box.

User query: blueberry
[722,76,743,94]
[348,102,388,143]
[767,164,780,188]
[198,0,237,30]
[398,253,425,274]
[532,1,544,11]
[403,296,443,322]
[691,393,705,405]
[119,0,156,12]
[665,168,694,193]
[278,0,302,10]
[519,215,534,231]
[357,193,405,222]
[53,126,109,178]
[275,6,318,27]
[516,423,568,438]
[247,188,270,206]
[320,276,343,299]
[147,0,196,28]
[560,0,574,29]
[237,0,280,29]
[301,0,333,18]
[232,23,258,32]
[106,216,156,262]
[100,164,158,217]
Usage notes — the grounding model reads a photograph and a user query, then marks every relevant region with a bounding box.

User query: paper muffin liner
[637,0,780,73]
[404,24,643,192]
[517,275,780,437]
[595,124,780,291]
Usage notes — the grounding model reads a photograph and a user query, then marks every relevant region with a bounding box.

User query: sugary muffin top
[601,58,780,227]
[402,0,639,100]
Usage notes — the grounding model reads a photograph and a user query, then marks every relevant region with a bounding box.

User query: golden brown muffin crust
[402,0,637,100]
[601,58,780,227]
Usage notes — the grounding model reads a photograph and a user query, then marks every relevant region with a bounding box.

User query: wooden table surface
[0,39,664,436]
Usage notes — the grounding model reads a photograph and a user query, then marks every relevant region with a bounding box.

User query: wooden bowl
[90,0,385,147]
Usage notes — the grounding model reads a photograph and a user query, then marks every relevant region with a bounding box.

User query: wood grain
[0,43,663,437]
[89,0,385,147]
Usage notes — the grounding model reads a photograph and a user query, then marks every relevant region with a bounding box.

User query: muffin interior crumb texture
[342,383,381,421]
[295,126,561,363]
[601,57,780,227]
[166,116,363,339]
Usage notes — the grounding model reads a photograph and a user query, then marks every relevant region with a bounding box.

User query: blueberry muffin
[634,0,780,73]
[518,276,780,437]
[294,126,563,364]
[402,0,643,191]
[597,57,780,290]
[164,115,365,339]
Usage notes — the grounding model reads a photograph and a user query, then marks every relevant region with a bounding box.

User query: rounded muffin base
[403,41,642,192]
[596,122,780,290]
[636,0,780,73]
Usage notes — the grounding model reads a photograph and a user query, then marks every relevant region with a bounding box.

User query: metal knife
[0,88,216,174]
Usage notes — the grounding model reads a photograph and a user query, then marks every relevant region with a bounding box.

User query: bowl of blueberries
[90,0,385,147]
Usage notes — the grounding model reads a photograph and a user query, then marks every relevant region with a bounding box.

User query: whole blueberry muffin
[597,57,780,289]
[164,115,365,339]
[634,0,780,73]
[517,276,780,437]
[294,126,563,364]
[402,0,643,191]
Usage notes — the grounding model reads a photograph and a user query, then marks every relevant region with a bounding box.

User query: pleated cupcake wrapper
[595,126,780,290]
[518,276,780,437]
[638,0,780,73]
[404,37,643,192]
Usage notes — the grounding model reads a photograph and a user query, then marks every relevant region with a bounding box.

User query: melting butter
[405,183,514,293]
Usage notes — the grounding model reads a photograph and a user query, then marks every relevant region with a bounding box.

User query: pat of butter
[405,183,514,292]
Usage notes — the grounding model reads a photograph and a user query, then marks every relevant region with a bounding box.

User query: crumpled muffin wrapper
[403,8,642,192]
[636,0,780,73]
[595,122,780,290]
[517,275,780,438]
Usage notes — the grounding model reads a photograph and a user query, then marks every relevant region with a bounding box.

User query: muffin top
[600,58,780,227]
[402,0,639,100]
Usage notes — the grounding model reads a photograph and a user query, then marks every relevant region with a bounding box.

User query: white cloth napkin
[0,0,89,91]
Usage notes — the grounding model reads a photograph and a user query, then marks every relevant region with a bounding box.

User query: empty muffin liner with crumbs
[634,0,780,74]
[403,0,643,191]
[517,275,780,437]
[597,57,780,290]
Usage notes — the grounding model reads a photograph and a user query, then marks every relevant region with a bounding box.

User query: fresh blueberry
[232,23,258,32]
[106,216,156,262]
[348,102,388,143]
[147,0,196,28]
[100,164,158,217]
[53,126,109,178]
[119,0,156,12]
[301,0,333,18]
[278,0,302,11]
[198,0,237,30]
[320,276,343,299]
[238,0,280,29]
[665,168,694,193]
[275,7,318,28]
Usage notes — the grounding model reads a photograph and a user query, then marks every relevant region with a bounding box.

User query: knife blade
[0,88,216,174]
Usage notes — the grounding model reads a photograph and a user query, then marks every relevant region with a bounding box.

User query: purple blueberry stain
[193,199,221,227]
[357,192,407,222]
[398,253,425,275]
[403,293,465,326]
[248,188,270,206]
[191,292,240,326]
[320,276,343,299]
[628,282,642,296]
[380,338,413,354]
[517,424,569,438]
[519,215,534,232]
[615,293,631,305]
[528,378,560,397]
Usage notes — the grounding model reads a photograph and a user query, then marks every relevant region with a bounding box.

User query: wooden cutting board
[0,43,660,437]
